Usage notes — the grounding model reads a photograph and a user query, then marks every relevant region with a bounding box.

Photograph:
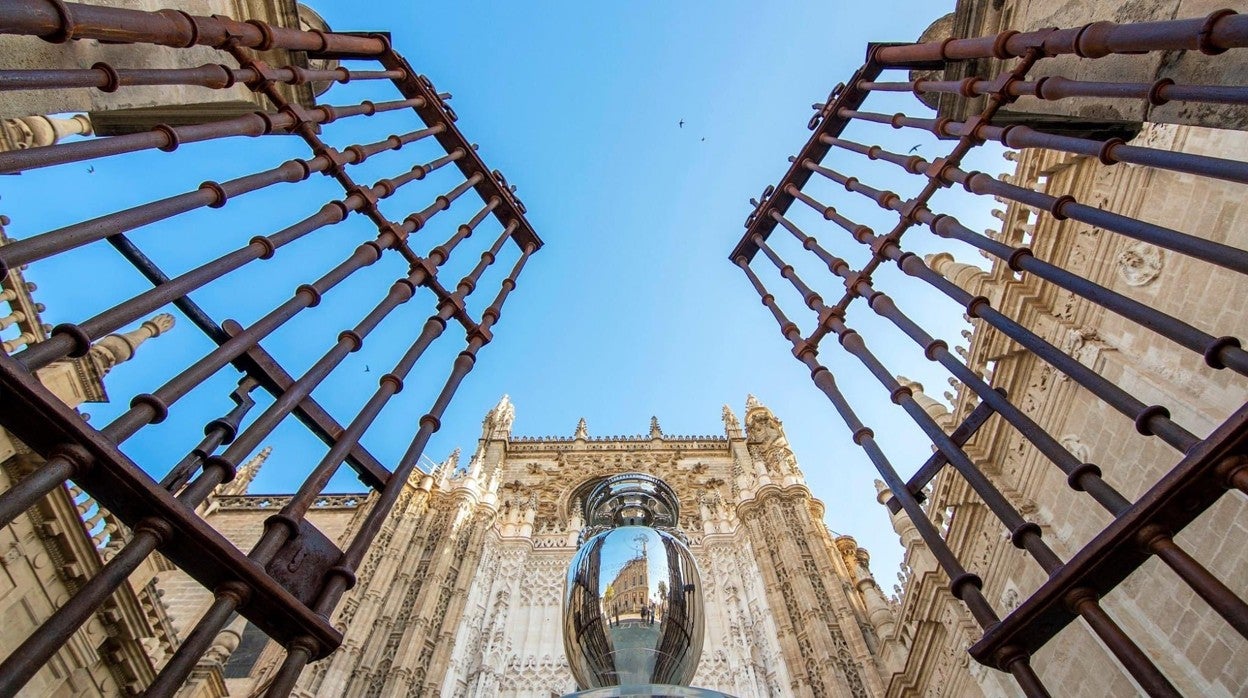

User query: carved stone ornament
[1116,242,1163,287]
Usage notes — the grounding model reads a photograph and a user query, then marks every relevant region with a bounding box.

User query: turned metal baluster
[0,97,424,176]
[146,206,508,694]
[787,186,1200,454]
[261,244,534,697]
[0,379,258,697]
[733,256,1052,698]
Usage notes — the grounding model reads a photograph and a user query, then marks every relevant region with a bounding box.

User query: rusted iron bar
[0,125,443,277]
[861,76,1248,107]
[787,186,1201,453]
[0,193,419,531]
[756,236,1066,572]
[0,380,257,696]
[378,49,541,253]
[152,219,515,692]
[814,139,1248,374]
[900,396,1000,508]
[223,323,390,491]
[0,0,387,55]
[874,10,1248,65]
[13,150,445,373]
[729,61,884,264]
[823,227,1244,658]
[272,216,509,530]
[821,54,1042,320]
[173,187,489,509]
[263,243,535,697]
[839,105,1248,186]
[0,64,403,92]
[779,204,1248,643]
[175,272,427,508]
[147,262,440,692]
[0,3,546,692]
[968,405,1248,670]
[732,255,1051,697]
[92,228,395,493]
[0,352,342,659]
[161,379,258,491]
[755,238,1185,694]
[1146,535,1248,640]
[0,96,423,177]
[772,210,1132,514]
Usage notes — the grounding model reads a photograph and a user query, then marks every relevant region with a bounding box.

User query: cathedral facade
[869,3,1248,696]
[177,396,897,698]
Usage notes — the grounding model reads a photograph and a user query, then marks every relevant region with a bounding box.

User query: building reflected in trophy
[563,473,733,697]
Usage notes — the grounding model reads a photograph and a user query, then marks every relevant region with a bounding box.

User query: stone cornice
[214,493,366,510]
[505,435,729,452]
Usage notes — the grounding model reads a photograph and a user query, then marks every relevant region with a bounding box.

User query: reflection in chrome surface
[563,474,704,690]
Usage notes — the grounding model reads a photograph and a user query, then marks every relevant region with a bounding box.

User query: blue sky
[1,1,1009,582]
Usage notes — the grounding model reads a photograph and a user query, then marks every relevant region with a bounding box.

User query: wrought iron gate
[731,11,1248,698]
[0,2,540,695]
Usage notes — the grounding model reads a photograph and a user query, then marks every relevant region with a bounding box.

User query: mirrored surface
[564,526,704,689]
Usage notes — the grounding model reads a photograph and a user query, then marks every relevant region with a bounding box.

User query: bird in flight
[678,119,684,128]
[86,165,95,173]
[908,145,921,153]
[701,137,706,142]
[364,365,370,373]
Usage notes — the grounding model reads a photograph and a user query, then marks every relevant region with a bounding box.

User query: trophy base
[563,685,737,698]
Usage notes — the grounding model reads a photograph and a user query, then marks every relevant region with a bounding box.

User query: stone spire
[434,448,460,481]
[649,416,662,439]
[481,394,515,441]
[874,479,920,549]
[219,446,271,496]
[574,418,588,440]
[923,252,991,297]
[722,404,743,440]
[851,547,897,638]
[86,313,176,377]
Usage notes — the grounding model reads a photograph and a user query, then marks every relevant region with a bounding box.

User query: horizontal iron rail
[969,403,1248,667]
[0,353,342,655]
[0,0,387,55]
[874,10,1248,64]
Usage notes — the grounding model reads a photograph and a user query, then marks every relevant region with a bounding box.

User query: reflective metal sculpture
[563,473,705,690]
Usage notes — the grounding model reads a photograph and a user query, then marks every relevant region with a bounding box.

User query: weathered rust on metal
[0,0,388,55]
[873,10,1248,65]
[733,10,1248,698]
[0,3,542,696]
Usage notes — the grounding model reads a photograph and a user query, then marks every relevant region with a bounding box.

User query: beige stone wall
[882,125,1248,697]
[881,2,1248,695]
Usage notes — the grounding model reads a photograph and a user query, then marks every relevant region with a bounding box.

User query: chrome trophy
[563,473,706,693]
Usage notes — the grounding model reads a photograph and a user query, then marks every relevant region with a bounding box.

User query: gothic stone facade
[870,3,1248,694]
[175,396,899,698]
[876,123,1248,698]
